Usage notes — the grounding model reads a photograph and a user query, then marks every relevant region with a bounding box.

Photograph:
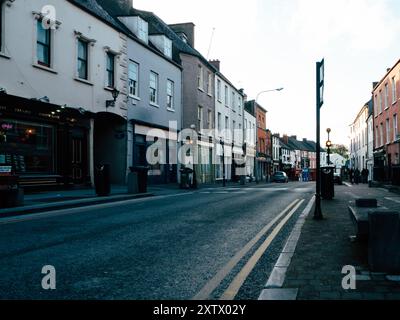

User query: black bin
[131,166,149,193]
[94,164,111,196]
[321,166,334,200]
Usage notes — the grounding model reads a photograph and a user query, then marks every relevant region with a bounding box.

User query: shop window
[0,120,54,173]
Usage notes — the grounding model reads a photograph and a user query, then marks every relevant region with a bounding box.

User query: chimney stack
[209,59,220,71]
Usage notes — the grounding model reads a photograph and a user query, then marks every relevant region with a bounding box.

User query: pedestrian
[349,169,354,184]
[354,168,360,185]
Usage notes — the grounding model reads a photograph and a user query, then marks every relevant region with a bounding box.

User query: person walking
[349,168,354,184]
[354,168,361,185]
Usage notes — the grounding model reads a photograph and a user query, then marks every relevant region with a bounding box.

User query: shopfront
[131,121,178,185]
[0,94,91,189]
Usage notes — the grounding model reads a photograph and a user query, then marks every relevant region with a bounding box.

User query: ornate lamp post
[326,128,332,165]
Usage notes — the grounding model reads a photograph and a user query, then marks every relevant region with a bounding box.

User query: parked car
[334,173,343,185]
[272,171,289,183]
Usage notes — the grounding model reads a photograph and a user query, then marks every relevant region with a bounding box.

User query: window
[374,95,378,116]
[149,71,158,104]
[386,119,390,144]
[238,96,242,114]
[0,119,55,174]
[106,52,115,88]
[207,109,212,129]
[392,77,397,103]
[224,86,229,106]
[128,61,139,97]
[164,39,172,58]
[77,39,88,80]
[138,17,148,43]
[198,65,203,90]
[37,20,51,67]
[217,112,221,131]
[198,106,203,129]
[207,72,212,95]
[380,123,384,146]
[217,79,221,101]
[167,80,174,110]
[394,114,398,142]
[379,91,383,114]
[232,92,235,111]
[385,84,389,109]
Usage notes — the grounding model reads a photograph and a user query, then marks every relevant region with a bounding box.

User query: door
[71,138,83,184]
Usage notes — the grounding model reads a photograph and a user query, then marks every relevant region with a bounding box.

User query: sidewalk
[281,183,400,300]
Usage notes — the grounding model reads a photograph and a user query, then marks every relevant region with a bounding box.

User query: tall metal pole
[221,139,226,187]
[314,60,323,220]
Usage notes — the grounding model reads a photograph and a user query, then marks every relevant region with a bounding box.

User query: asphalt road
[0,182,315,300]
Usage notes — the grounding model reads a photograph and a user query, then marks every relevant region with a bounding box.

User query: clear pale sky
[133,0,400,146]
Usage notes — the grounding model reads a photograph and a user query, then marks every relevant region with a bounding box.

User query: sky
[133,0,400,146]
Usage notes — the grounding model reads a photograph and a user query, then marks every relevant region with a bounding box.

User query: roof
[286,136,325,152]
[67,0,131,34]
[76,0,181,66]
[246,100,268,114]
[372,58,400,93]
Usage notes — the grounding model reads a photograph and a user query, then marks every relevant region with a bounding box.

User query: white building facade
[0,0,129,188]
[244,109,256,177]
[214,73,244,182]
[350,103,369,171]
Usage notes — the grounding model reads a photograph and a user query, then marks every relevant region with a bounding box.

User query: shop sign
[1,123,13,130]
[0,166,12,175]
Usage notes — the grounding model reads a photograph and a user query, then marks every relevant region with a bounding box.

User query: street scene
[1,0,400,306]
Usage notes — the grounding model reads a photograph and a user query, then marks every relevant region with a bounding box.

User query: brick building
[373,59,400,184]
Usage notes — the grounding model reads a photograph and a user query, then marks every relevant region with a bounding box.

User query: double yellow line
[193,198,304,300]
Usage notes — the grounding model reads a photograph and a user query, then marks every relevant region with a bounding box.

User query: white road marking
[343,182,352,187]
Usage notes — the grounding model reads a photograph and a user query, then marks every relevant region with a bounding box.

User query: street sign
[317,59,324,107]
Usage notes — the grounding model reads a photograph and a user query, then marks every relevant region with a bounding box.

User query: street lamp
[326,128,332,165]
[106,88,120,109]
[254,87,284,184]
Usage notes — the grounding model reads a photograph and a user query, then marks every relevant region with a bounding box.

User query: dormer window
[138,17,148,43]
[164,38,172,58]
[149,35,172,59]
[118,16,148,44]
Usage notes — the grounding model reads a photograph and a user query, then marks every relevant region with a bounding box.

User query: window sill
[0,52,11,59]
[167,108,175,113]
[150,102,160,108]
[104,86,116,92]
[207,93,213,97]
[32,63,58,74]
[198,87,205,93]
[129,95,141,101]
[74,77,93,86]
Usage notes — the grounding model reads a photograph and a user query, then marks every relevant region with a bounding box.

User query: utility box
[368,210,400,273]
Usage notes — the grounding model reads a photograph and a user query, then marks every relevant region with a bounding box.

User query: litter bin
[94,164,111,196]
[321,166,334,200]
[131,166,149,193]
